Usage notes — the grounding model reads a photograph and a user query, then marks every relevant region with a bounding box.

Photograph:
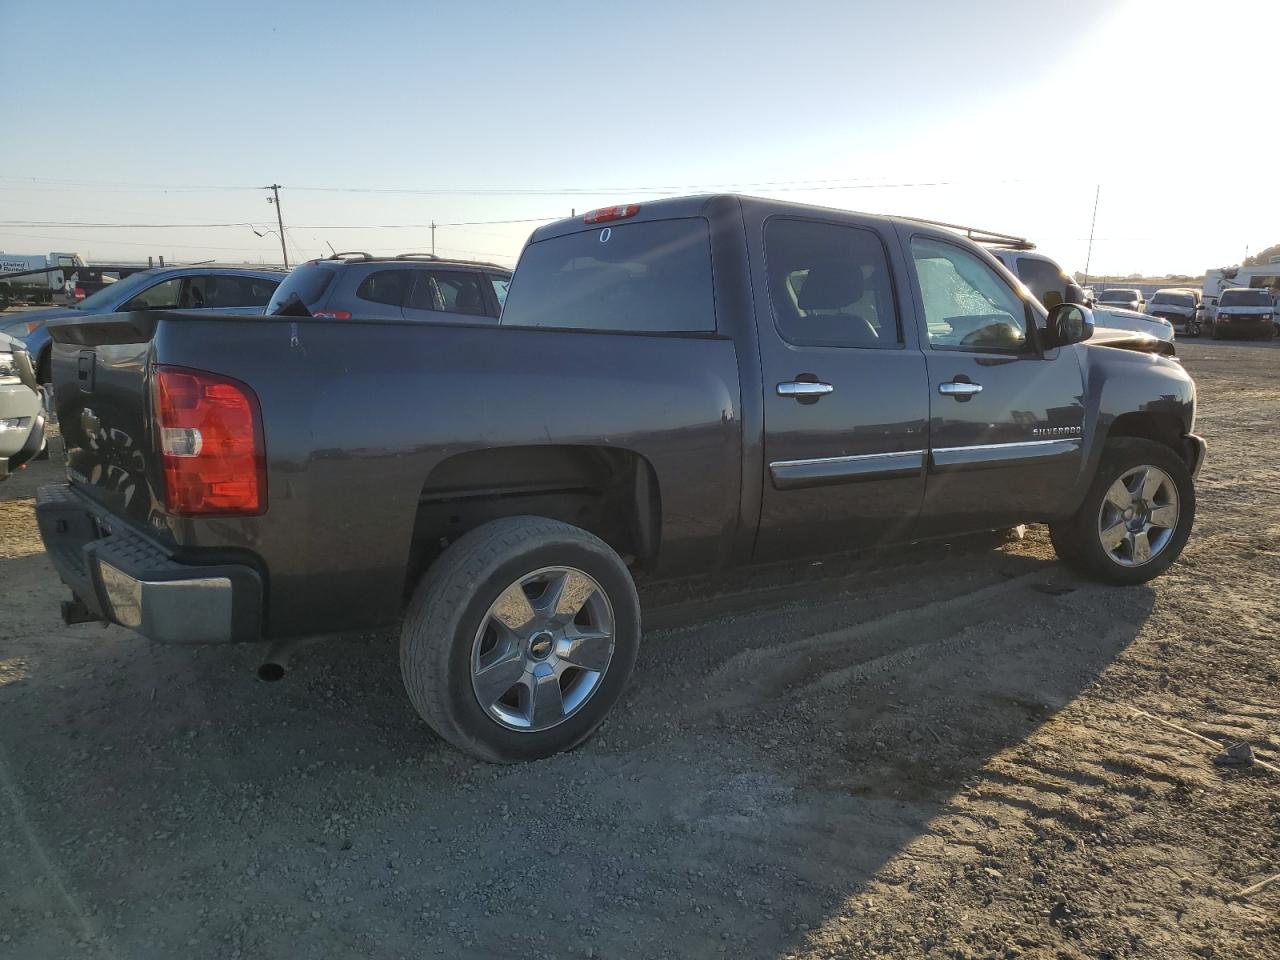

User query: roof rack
[393,253,441,261]
[326,251,373,261]
[897,216,1035,251]
[321,251,511,271]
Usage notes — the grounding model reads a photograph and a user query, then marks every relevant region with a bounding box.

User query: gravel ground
[1,339,1278,960]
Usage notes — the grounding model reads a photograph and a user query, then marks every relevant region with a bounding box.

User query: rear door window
[501,218,714,332]
[356,270,410,307]
[764,218,901,348]
[407,270,488,316]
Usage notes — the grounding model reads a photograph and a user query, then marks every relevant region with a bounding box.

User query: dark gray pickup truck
[37,195,1205,762]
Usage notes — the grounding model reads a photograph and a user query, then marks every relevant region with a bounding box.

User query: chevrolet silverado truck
[36,195,1205,762]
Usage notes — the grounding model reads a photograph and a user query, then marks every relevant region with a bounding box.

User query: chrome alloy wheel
[1097,465,1180,567]
[470,566,615,731]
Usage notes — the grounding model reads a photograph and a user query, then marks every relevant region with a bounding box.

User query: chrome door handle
[777,381,834,398]
[939,381,983,397]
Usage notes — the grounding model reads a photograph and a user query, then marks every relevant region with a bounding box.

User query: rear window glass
[1151,292,1193,306]
[1219,289,1272,307]
[356,270,409,307]
[268,263,336,314]
[501,218,714,333]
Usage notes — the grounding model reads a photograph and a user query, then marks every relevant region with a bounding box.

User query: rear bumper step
[36,484,262,644]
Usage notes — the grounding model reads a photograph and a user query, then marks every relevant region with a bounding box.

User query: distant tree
[1245,243,1280,266]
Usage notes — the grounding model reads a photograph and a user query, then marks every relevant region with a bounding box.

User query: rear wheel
[400,516,640,763]
[1049,438,1195,585]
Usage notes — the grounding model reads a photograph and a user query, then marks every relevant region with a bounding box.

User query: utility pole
[1083,184,1100,286]
[263,184,289,268]
[430,220,436,256]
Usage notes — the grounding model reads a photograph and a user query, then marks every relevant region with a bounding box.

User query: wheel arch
[405,444,661,596]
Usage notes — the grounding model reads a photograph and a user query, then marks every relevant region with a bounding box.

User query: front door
[754,215,929,560]
[900,230,1086,536]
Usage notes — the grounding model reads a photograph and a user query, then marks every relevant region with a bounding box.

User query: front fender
[1066,345,1196,511]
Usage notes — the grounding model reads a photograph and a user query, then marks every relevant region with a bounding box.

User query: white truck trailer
[0,251,86,310]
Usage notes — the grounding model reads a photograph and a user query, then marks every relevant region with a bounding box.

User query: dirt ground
[1,339,1278,960]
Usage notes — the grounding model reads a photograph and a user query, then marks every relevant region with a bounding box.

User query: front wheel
[1049,438,1195,585]
[400,516,641,762]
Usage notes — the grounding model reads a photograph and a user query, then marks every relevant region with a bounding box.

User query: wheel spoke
[539,569,597,624]
[1100,520,1129,551]
[1148,504,1178,528]
[491,582,536,634]
[529,671,565,727]
[559,629,613,673]
[1105,479,1133,511]
[1140,468,1164,502]
[1131,530,1152,564]
[473,649,527,707]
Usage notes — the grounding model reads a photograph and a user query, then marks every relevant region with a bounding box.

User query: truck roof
[531,194,906,243]
[530,194,1035,251]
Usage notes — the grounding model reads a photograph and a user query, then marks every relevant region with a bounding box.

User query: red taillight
[152,365,266,516]
[74,287,86,300]
[310,309,351,320]
[583,204,640,225]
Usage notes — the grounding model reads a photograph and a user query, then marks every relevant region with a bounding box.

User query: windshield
[501,218,715,332]
[75,270,162,311]
[1098,289,1138,302]
[267,263,338,313]
[1151,292,1193,306]
[1219,289,1272,307]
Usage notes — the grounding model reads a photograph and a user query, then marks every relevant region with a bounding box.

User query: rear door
[900,229,1086,535]
[752,214,929,560]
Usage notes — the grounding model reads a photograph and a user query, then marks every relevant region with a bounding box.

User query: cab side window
[911,237,1028,352]
[765,218,901,348]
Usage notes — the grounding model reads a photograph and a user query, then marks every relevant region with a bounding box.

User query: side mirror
[1044,303,1094,348]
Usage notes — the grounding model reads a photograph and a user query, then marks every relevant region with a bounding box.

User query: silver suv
[268,253,512,323]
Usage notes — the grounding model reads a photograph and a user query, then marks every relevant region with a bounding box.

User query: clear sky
[1,0,1275,277]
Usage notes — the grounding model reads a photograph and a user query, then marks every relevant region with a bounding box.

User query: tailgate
[48,311,162,526]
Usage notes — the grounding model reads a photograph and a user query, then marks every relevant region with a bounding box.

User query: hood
[1216,304,1274,315]
[1148,303,1194,316]
[1087,325,1176,356]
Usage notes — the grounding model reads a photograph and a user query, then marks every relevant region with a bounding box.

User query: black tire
[400,516,640,763]
[1049,438,1195,586]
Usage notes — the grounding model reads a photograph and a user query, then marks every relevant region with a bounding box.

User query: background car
[1,266,284,385]
[1211,287,1276,340]
[267,253,512,323]
[1091,304,1174,342]
[1097,287,1146,313]
[1148,288,1202,336]
[0,331,44,480]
